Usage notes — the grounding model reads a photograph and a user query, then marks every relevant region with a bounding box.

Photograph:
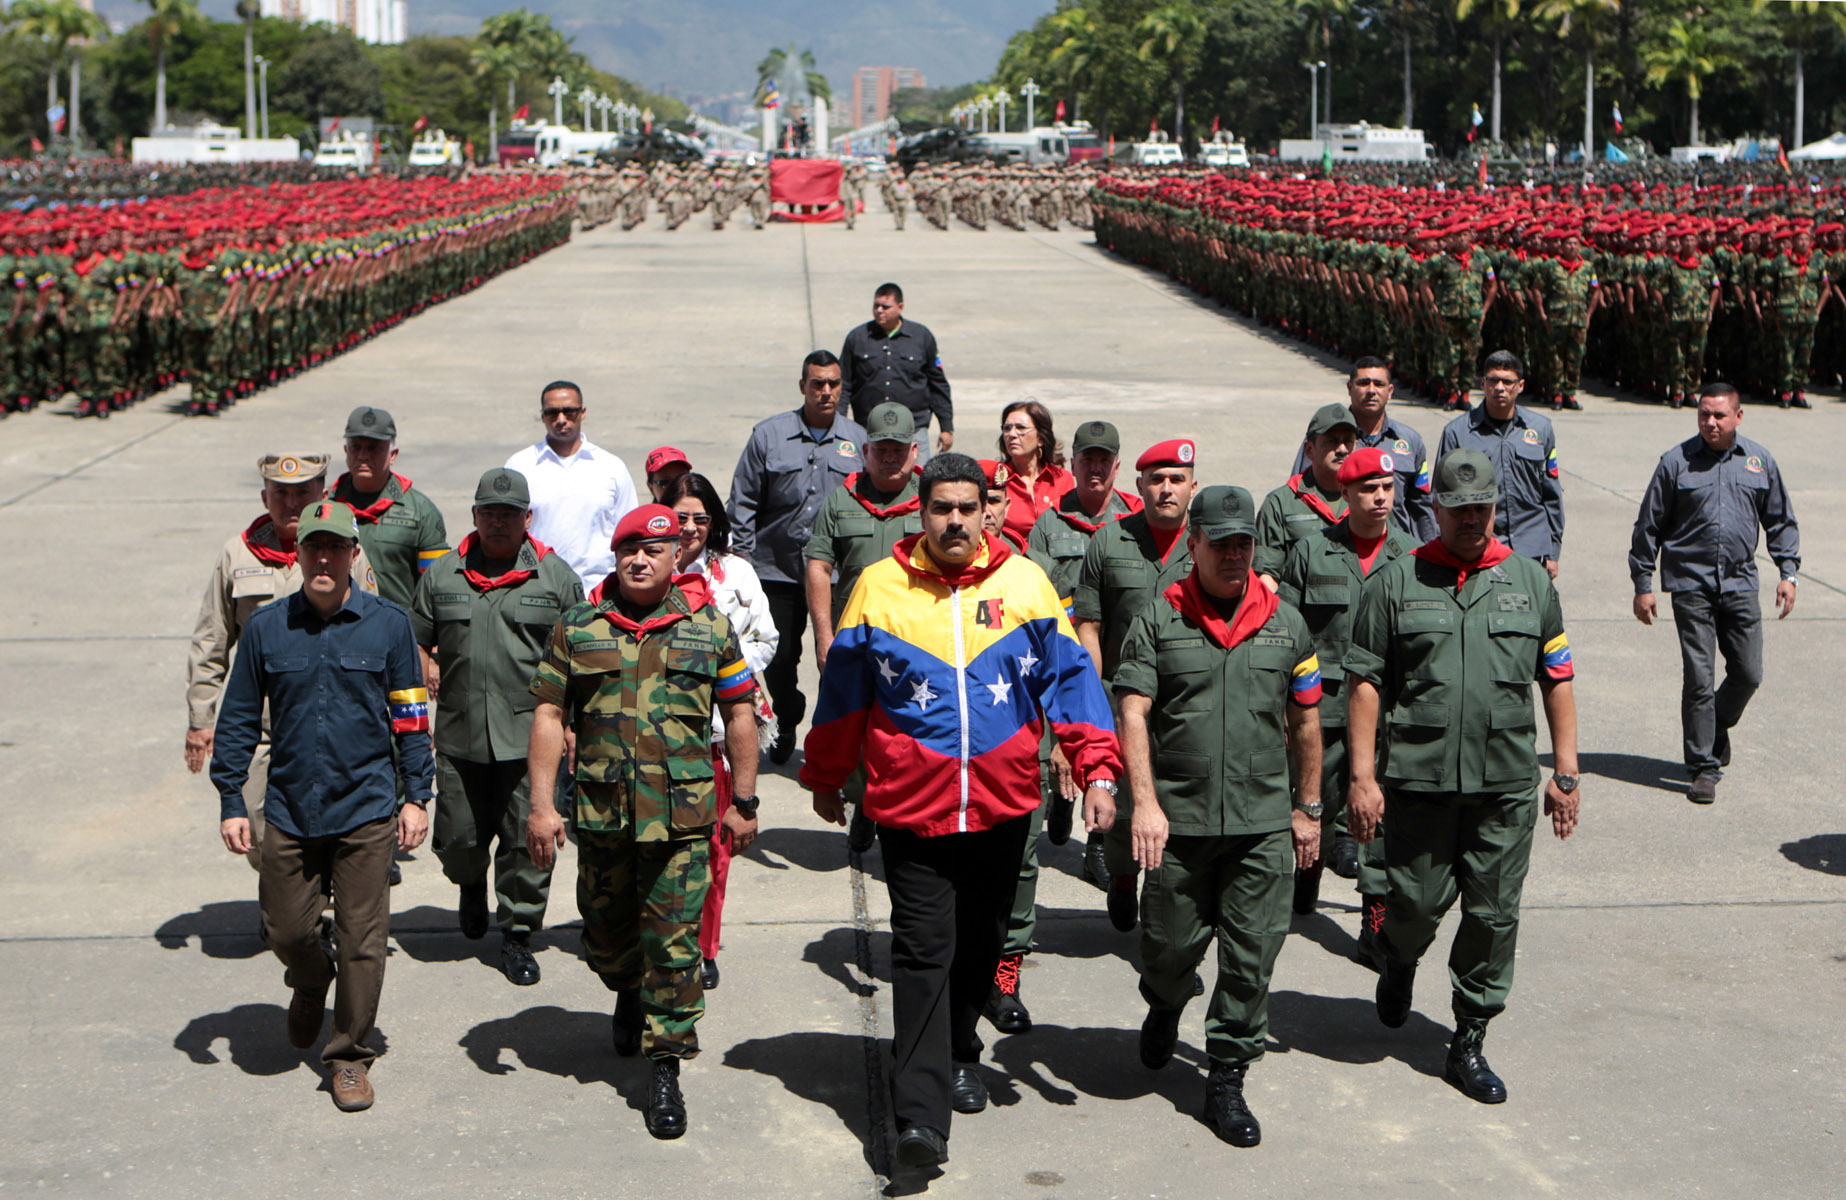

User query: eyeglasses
[676,513,712,527]
[541,406,584,420]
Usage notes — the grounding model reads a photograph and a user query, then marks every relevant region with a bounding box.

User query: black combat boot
[1203,1061,1261,1147]
[644,1057,688,1139]
[458,881,489,940]
[1375,956,1416,1028]
[611,990,643,1057]
[1445,1019,1507,1104]
[1139,1005,1182,1070]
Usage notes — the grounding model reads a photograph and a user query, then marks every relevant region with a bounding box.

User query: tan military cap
[257,453,330,483]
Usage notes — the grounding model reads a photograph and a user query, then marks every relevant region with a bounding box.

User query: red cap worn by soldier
[1337,446,1397,487]
[610,504,680,549]
[1135,439,1196,471]
[975,459,1012,487]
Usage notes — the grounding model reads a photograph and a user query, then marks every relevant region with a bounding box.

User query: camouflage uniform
[529,583,754,1060]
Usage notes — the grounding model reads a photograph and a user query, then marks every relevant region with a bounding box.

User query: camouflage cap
[1432,449,1500,508]
[1189,485,1257,540]
[864,402,916,443]
[295,499,360,543]
[474,467,530,510]
[1071,420,1121,455]
[343,405,397,441]
[1305,402,1361,439]
[258,453,330,483]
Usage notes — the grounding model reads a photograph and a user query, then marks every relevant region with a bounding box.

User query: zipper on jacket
[950,582,971,831]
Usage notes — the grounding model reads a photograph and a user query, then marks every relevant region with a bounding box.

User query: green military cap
[1305,402,1360,439]
[864,402,916,443]
[295,499,360,543]
[1072,420,1121,455]
[1189,485,1257,540]
[1432,449,1500,508]
[474,467,530,510]
[257,453,329,483]
[344,405,397,441]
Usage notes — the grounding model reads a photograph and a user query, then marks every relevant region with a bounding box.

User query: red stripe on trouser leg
[699,749,734,961]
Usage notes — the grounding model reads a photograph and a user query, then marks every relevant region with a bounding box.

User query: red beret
[1337,446,1398,487]
[1136,439,1196,471]
[644,446,690,475]
[976,459,1012,488]
[610,503,680,548]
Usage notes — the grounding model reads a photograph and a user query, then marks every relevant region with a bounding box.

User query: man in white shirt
[504,380,640,589]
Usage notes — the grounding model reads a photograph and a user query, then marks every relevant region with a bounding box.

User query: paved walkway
[1,204,1840,1198]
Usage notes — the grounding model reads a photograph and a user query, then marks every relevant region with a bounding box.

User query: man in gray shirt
[1438,351,1564,577]
[841,282,953,464]
[1629,382,1799,804]
[729,350,868,761]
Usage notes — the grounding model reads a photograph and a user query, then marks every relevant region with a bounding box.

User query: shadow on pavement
[1290,910,1367,965]
[173,1004,387,1075]
[458,1005,648,1113]
[723,1031,881,1177]
[154,900,268,959]
[1267,989,1448,1078]
[804,925,890,996]
[1576,751,1684,794]
[742,826,854,875]
[986,1022,1205,1114]
[1779,834,1846,876]
[1027,907,1138,970]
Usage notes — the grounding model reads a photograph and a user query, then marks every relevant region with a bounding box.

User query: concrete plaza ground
[0,201,1840,1199]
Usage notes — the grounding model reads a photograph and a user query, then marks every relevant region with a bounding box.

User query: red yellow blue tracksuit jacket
[800,533,1123,837]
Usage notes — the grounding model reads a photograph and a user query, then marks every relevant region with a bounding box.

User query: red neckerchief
[1351,530,1386,576]
[1000,527,1029,552]
[1164,570,1279,651]
[892,532,1011,588]
[1412,537,1513,591]
[334,472,410,523]
[1287,473,1342,523]
[457,533,551,591]
[1673,255,1703,269]
[1558,256,1586,272]
[842,469,922,518]
[242,514,295,567]
[1149,520,1185,563]
[1053,488,1141,534]
[585,576,712,639]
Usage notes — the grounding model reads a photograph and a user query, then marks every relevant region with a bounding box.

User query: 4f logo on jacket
[975,599,1005,628]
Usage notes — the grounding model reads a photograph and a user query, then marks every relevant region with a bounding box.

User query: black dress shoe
[1080,835,1110,891]
[1292,862,1323,916]
[644,1057,688,1139]
[1355,894,1387,968]
[501,934,540,986]
[1139,1005,1181,1070]
[950,1064,988,1113]
[700,957,720,991]
[848,805,877,854]
[768,721,796,765]
[1204,1061,1261,1147]
[895,1124,948,1169]
[458,881,489,940]
[388,861,403,886]
[983,954,1030,1033]
[1688,773,1719,805]
[1376,956,1416,1028]
[1046,795,1074,846]
[1445,1022,1507,1104]
[611,990,643,1057]
[1193,972,1205,997]
[1329,834,1359,880]
[1107,875,1138,931]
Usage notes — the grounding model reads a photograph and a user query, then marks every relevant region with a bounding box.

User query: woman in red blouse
[996,399,1072,540]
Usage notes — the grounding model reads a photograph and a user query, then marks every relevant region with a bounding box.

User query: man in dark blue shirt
[841,282,953,463]
[1630,383,1800,804]
[211,500,434,1112]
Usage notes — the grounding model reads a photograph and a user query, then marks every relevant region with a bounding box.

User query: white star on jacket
[910,678,938,711]
[1016,649,1039,675]
[877,656,900,686]
[985,676,1014,706]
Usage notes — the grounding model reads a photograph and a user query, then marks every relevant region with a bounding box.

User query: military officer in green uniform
[526,503,762,1141]
[1255,402,1357,587]
[411,468,583,986]
[332,405,449,608]
[1073,439,1199,928]
[804,401,923,854]
[1344,449,1581,1106]
[1276,447,1416,939]
[1116,485,1324,1149]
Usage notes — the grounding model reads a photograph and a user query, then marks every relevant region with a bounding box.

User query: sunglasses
[541,406,584,420]
[677,513,712,527]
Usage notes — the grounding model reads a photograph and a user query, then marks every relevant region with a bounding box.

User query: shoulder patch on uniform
[1521,428,1541,445]
[1393,439,1411,456]
[1497,592,1533,613]
[1401,599,1447,612]
[1744,455,1764,474]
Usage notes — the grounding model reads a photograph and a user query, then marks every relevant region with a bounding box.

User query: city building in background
[851,66,924,128]
[258,0,407,46]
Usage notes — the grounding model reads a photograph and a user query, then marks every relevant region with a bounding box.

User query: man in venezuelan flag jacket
[800,454,1122,1168]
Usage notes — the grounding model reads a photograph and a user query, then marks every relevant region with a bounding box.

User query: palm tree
[1136,2,1205,145]
[1755,0,1846,150]
[1534,0,1620,159]
[1048,6,1107,122]
[1456,0,1524,144]
[755,44,830,107]
[471,40,519,154]
[235,0,256,139]
[5,0,107,146]
[1643,18,1722,147]
[143,0,200,133]
[1293,0,1352,127]
[479,8,557,113]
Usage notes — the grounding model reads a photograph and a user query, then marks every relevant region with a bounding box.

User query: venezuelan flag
[1291,654,1323,706]
[417,548,448,573]
[1543,633,1574,681]
[715,657,755,702]
[1546,448,1560,480]
[1415,459,1433,492]
[389,687,430,733]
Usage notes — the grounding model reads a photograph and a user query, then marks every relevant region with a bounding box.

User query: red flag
[1150,118,1159,135]
[1777,144,1791,175]
[1054,99,1066,123]
[327,117,341,133]
[512,104,529,121]
[411,115,429,133]
[1107,134,1115,157]
[30,137,43,153]
[463,140,474,158]
[1477,156,1488,187]
[1211,115,1220,135]
[53,114,67,134]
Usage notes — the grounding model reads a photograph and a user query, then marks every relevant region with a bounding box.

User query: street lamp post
[1302,61,1325,138]
[977,96,992,134]
[1022,78,1041,131]
[580,86,596,131]
[548,76,567,128]
[598,94,612,134]
[255,55,269,140]
[994,89,1010,134]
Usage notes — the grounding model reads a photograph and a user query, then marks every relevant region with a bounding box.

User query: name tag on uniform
[518,596,557,608]
[1162,637,1206,649]
[380,515,419,528]
[231,567,271,579]
[1401,599,1446,612]
[576,639,626,651]
[1497,593,1533,613]
[1284,513,1319,524]
[1254,634,1293,647]
[667,635,713,651]
[433,593,470,604]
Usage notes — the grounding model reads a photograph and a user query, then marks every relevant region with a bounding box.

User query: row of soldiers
[1095,182,1844,408]
[1,187,574,418]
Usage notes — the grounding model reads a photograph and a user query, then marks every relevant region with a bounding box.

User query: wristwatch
[1294,800,1324,820]
[1088,778,1119,796]
[731,794,760,819]
[1551,773,1579,794]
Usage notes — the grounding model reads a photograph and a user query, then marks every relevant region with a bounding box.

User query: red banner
[769,159,844,222]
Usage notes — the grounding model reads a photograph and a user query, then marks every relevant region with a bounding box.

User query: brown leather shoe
[287,987,327,1049]
[330,1064,374,1112]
